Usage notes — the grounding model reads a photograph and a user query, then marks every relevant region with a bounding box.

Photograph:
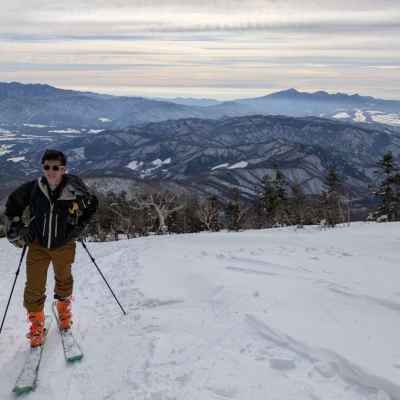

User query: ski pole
[80,240,127,316]
[0,245,27,337]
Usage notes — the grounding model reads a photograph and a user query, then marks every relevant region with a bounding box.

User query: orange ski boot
[56,297,73,331]
[27,310,45,348]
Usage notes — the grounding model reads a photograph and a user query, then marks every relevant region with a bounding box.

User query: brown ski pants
[24,240,76,312]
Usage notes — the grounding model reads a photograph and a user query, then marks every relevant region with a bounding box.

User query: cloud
[2,2,400,37]
[1,1,399,100]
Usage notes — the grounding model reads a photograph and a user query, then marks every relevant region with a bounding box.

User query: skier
[5,149,98,347]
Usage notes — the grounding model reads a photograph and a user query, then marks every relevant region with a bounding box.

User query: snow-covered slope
[1,222,400,399]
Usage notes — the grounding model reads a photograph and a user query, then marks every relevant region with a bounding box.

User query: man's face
[42,160,65,186]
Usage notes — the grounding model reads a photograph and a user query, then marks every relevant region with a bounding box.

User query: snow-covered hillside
[1,222,400,399]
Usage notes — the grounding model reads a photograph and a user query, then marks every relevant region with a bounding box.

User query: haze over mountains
[1,81,400,205]
[1,82,400,128]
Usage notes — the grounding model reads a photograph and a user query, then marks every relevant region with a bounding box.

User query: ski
[52,302,83,363]
[58,329,83,362]
[13,316,52,396]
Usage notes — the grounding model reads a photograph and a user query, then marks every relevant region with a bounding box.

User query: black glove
[19,226,34,244]
[7,221,33,248]
[67,224,86,242]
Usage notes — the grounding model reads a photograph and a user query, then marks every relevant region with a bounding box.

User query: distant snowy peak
[332,109,400,126]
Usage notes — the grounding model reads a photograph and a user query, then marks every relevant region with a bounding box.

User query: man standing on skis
[5,149,98,347]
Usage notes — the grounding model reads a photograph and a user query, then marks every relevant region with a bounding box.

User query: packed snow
[1,222,400,399]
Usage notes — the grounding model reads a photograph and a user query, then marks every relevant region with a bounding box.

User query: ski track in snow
[1,222,400,399]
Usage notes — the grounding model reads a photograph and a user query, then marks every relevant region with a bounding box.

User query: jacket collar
[38,175,76,201]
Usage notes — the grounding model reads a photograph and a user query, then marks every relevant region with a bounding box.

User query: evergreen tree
[326,168,342,194]
[274,169,287,202]
[225,188,242,231]
[321,167,344,227]
[374,152,400,221]
[259,168,288,226]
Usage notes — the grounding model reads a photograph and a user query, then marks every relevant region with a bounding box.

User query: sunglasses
[43,164,63,171]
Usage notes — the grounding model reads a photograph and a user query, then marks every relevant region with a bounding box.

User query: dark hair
[41,149,67,165]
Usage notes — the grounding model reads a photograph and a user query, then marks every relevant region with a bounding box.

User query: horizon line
[1,80,399,102]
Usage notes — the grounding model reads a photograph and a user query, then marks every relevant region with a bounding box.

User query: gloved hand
[67,224,86,242]
[7,221,33,248]
[19,226,34,244]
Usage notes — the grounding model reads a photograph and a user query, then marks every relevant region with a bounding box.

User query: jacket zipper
[43,214,47,237]
[55,214,58,238]
[47,203,54,248]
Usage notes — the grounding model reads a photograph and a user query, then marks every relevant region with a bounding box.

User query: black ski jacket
[5,174,98,249]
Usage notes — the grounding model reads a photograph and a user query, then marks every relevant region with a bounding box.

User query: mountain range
[1,113,399,207]
[1,82,400,209]
[1,82,399,128]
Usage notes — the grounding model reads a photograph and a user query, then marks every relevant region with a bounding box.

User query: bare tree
[132,189,184,234]
[198,196,220,231]
[109,203,138,239]
[289,181,307,228]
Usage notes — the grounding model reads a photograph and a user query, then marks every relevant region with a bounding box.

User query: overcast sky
[1,0,400,100]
